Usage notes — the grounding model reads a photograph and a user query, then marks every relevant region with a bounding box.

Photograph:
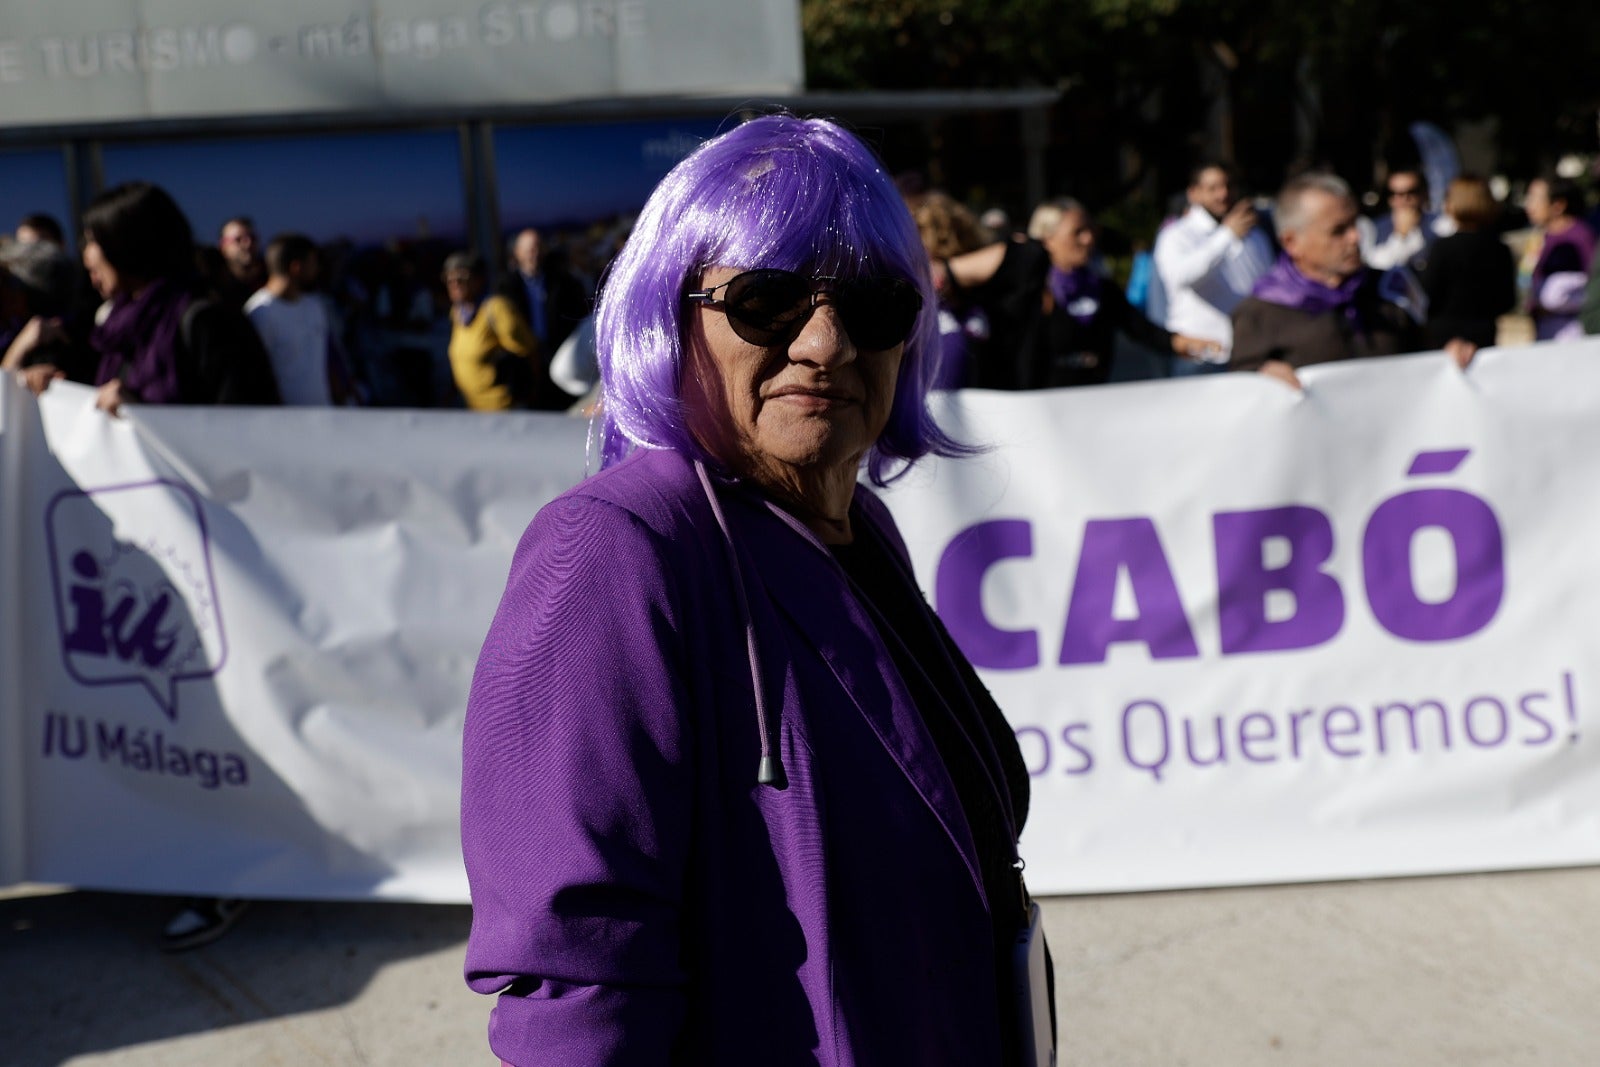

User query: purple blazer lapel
[724,487,987,910]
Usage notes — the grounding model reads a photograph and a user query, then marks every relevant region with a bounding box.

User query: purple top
[91,279,193,404]
[931,301,989,390]
[461,447,1018,1066]
[1531,221,1596,299]
[1047,265,1104,326]
[1529,221,1597,339]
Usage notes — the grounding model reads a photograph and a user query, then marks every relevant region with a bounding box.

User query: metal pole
[1022,105,1049,211]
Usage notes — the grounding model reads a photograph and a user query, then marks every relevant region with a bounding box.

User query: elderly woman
[461,116,1050,1066]
[946,197,1218,388]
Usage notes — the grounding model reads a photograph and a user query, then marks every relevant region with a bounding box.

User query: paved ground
[6,864,1600,1066]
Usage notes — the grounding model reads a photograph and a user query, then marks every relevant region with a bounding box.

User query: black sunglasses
[685,269,923,351]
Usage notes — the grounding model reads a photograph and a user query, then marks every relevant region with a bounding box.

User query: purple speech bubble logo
[45,480,227,720]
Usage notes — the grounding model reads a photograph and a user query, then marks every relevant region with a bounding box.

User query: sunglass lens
[721,270,813,345]
[713,270,922,349]
[836,277,923,350]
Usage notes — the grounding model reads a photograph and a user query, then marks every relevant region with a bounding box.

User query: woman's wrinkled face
[681,265,904,488]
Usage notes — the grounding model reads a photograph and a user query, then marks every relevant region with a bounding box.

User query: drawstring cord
[694,459,786,789]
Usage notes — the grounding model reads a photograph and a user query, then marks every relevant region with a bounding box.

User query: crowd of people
[0,181,623,950]
[0,183,619,424]
[910,161,1600,391]
[1,157,1591,426]
[5,126,1593,1063]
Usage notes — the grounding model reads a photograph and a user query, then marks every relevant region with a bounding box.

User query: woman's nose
[788,300,857,364]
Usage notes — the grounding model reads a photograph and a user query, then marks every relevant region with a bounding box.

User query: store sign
[0,0,803,125]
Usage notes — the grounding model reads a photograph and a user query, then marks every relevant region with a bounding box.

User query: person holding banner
[13,181,282,416]
[941,196,1219,388]
[1231,173,1476,386]
[461,115,1051,1066]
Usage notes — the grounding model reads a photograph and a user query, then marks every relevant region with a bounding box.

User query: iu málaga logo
[45,480,228,720]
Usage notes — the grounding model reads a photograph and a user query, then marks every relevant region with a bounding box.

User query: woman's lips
[766,384,858,406]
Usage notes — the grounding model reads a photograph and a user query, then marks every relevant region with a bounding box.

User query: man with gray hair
[1231,173,1472,384]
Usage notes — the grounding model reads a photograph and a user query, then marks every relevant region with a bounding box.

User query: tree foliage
[801,0,1600,209]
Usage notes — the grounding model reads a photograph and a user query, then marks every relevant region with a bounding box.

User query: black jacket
[494,264,588,354]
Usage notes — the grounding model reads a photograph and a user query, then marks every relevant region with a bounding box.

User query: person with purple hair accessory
[461,114,1052,1066]
[1231,173,1477,387]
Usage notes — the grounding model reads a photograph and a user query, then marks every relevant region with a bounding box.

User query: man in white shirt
[1150,162,1275,374]
[243,234,344,406]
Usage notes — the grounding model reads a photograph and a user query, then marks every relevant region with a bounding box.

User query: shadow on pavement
[0,888,471,1065]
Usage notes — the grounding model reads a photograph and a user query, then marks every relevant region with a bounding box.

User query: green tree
[803,0,1600,219]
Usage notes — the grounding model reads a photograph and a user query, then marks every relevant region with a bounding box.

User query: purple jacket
[462,447,1014,1066]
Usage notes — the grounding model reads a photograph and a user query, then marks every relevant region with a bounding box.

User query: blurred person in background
[0,239,97,382]
[911,190,992,389]
[18,181,280,418]
[1520,175,1595,341]
[944,197,1218,388]
[978,206,1013,240]
[211,215,267,310]
[1232,173,1475,385]
[1418,176,1515,349]
[1148,161,1275,373]
[15,212,66,248]
[443,249,540,411]
[495,227,587,408]
[245,233,358,406]
[1359,168,1446,271]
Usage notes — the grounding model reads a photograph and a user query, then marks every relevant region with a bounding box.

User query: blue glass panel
[0,147,74,250]
[493,117,723,232]
[101,129,466,247]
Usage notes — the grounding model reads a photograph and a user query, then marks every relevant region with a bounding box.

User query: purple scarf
[92,279,193,404]
[1251,254,1368,329]
[1047,266,1103,326]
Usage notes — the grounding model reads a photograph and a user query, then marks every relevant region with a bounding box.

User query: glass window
[1,147,74,250]
[493,117,722,233]
[100,129,466,247]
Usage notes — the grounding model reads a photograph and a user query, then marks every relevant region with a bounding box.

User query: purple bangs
[593,113,967,486]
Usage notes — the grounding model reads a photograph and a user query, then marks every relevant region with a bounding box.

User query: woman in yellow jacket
[442,250,539,411]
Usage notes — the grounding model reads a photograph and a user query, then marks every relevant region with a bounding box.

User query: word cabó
[937,449,1501,669]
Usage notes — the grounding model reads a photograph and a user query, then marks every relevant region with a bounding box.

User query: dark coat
[1230,274,1421,371]
[1418,231,1516,349]
[971,238,1174,389]
[494,263,588,354]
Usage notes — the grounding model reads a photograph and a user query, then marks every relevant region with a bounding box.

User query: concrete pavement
[5,866,1600,1065]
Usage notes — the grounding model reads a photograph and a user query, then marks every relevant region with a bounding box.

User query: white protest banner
[883,342,1600,893]
[4,341,1600,900]
[9,380,588,900]
[0,379,22,887]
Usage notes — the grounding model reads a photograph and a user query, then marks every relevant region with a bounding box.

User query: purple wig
[593,114,966,486]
